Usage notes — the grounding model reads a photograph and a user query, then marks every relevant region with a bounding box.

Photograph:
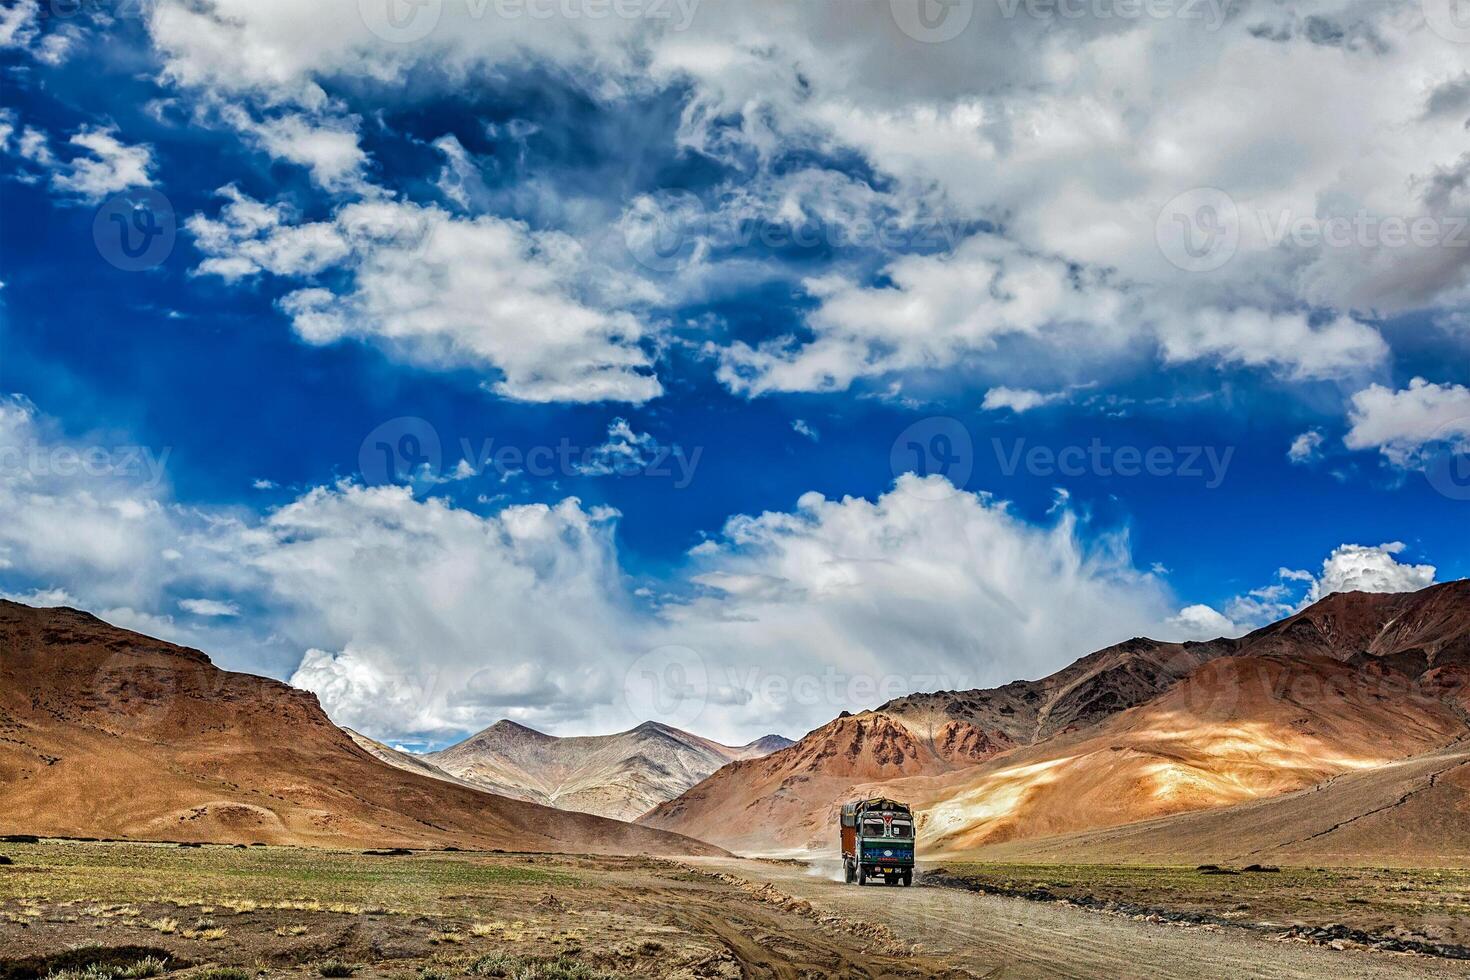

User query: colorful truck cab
[839,797,915,886]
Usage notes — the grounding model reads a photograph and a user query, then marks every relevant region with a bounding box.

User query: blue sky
[1,0,1468,746]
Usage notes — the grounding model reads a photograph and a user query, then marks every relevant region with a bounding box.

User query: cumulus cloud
[1175,542,1438,638]
[51,126,156,201]
[265,475,1184,740]
[0,397,186,610]
[0,1,40,50]
[132,1,1469,402]
[1155,310,1388,382]
[1168,603,1243,641]
[575,419,660,476]
[0,0,75,64]
[1288,429,1325,464]
[216,105,368,192]
[718,234,1387,395]
[718,236,1128,395]
[190,190,662,404]
[982,387,1065,414]
[179,598,241,617]
[1345,378,1470,467]
[2,123,156,204]
[1306,541,1436,603]
[657,474,1176,736]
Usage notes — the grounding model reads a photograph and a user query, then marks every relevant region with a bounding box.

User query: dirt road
[693,858,1469,979]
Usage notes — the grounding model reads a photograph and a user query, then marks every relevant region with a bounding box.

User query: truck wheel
[843,859,854,884]
[902,870,913,887]
[857,866,868,886]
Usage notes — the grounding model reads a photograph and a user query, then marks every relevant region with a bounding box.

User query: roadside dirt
[6,841,1469,979]
[0,843,959,979]
[687,857,1470,979]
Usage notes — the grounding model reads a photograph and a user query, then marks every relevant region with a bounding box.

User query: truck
[840,797,915,886]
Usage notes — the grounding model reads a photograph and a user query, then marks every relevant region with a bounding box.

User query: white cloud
[191,191,662,404]
[0,0,39,49]
[1307,541,1436,603]
[0,397,188,610]
[791,419,818,441]
[657,474,1176,736]
[575,419,658,476]
[179,597,241,617]
[1168,603,1242,641]
[49,126,156,202]
[1,121,156,204]
[1179,542,1439,639]
[0,0,71,63]
[1287,429,1325,464]
[262,485,641,737]
[216,104,368,192]
[982,387,1065,414]
[717,233,1388,395]
[1345,377,1470,467]
[1156,309,1388,382]
[131,2,1470,397]
[718,236,1128,395]
[1,586,77,608]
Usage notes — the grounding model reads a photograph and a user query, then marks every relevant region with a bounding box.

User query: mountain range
[5,582,1468,867]
[640,581,1470,864]
[421,719,792,821]
[346,717,792,821]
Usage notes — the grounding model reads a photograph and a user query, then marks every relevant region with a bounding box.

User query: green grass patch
[0,841,574,916]
[467,955,621,980]
[190,969,251,980]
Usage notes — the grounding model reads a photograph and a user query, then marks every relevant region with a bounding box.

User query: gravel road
[693,858,1467,979]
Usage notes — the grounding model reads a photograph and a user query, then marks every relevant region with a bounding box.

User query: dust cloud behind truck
[840,797,915,886]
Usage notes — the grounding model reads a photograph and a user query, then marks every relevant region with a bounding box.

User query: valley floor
[1,840,1466,979]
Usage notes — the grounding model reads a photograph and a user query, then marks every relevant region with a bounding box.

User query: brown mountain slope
[960,741,1470,868]
[0,601,723,855]
[902,650,1467,854]
[641,582,1470,855]
[427,719,793,822]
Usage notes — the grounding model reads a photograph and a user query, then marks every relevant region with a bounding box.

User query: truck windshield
[890,821,913,838]
[861,819,885,837]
